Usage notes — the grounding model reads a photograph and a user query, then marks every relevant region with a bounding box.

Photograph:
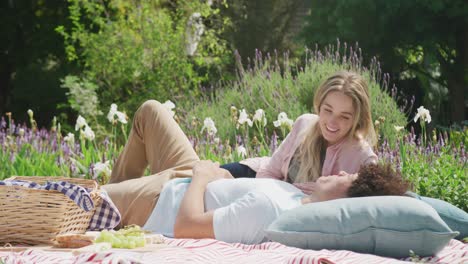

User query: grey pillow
[405,192,468,239]
[265,196,459,258]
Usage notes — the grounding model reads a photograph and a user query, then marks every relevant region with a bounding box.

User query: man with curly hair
[140,161,409,244]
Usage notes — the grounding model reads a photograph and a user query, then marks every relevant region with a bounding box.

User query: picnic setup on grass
[0,174,467,263]
[2,1,468,263]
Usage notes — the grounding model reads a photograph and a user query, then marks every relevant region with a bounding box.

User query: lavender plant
[0,108,125,185]
[180,42,407,147]
[378,111,467,211]
[0,42,465,211]
[0,101,466,212]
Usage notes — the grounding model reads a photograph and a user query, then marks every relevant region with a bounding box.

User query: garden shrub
[378,129,468,212]
[181,46,406,146]
[56,0,230,118]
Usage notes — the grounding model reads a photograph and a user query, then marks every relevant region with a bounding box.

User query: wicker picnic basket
[0,176,102,245]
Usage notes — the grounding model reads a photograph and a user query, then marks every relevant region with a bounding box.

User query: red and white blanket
[1,238,467,264]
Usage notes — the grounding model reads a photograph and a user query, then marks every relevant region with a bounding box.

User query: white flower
[75,115,88,131]
[162,100,176,117]
[201,117,217,135]
[238,109,253,127]
[253,109,267,127]
[413,106,431,124]
[27,109,34,119]
[273,112,293,128]
[107,104,118,123]
[18,128,25,137]
[64,133,75,143]
[82,125,95,141]
[115,111,127,124]
[93,161,112,178]
[107,104,128,124]
[214,137,220,145]
[394,126,405,132]
[236,145,247,158]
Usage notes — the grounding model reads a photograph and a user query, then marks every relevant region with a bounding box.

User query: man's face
[313,172,358,202]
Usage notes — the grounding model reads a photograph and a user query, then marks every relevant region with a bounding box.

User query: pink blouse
[240,114,377,194]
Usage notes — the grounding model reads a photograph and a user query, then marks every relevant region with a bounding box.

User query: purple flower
[62,143,71,157]
[103,137,110,149]
[438,132,445,147]
[0,117,6,129]
[69,162,77,176]
[236,135,242,145]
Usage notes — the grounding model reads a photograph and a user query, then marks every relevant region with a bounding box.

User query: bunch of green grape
[95,225,146,249]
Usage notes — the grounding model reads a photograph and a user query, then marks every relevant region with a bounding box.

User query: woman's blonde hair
[294,71,377,183]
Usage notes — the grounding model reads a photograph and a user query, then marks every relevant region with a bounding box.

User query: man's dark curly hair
[347,163,410,197]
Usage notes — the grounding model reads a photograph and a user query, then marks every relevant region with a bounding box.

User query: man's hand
[174,160,233,239]
[192,160,234,186]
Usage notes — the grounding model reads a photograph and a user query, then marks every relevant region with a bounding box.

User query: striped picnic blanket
[1,238,467,264]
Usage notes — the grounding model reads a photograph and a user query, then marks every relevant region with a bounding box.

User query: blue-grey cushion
[265,196,459,258]
[405,192,468,239]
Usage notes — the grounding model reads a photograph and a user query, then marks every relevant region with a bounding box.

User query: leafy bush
[180,45,407,146]
[60,75,102,121]
[0,111,124,184]
[1,107,465,213]
[378,127,467,211]
[56,0,230,116]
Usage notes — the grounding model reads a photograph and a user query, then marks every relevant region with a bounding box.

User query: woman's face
[318,91,355,146]
[313,172,358,201]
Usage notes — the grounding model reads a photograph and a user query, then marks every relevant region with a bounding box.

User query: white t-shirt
[143,178,305,244]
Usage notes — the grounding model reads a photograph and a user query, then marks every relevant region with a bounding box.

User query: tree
[57,0,231,115]
[0,1,70,124]
[221,0,311,60]
[302,0,468,125]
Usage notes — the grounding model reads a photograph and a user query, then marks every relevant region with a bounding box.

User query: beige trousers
[102,100,199,227]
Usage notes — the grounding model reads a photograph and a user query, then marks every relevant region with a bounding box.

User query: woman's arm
[174,161,233,239]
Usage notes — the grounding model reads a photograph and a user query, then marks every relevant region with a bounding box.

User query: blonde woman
[224,70,378,194]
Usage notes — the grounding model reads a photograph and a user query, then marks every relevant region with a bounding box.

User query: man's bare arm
[173,160,233,238]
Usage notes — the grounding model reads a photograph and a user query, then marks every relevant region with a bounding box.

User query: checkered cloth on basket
[0,180,121,231]
[88,189,121,230]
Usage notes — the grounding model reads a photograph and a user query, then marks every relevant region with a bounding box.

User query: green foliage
[1,107,466,213]
[0,1,70,118]
[182,59,305,142]
[60,75,102,121]
[0,113,125,185]
[220,0,306,59]
[180,49,406,146]
[403,149,467,211]
[380,128,468,212]
[9,57,70,126]
[301,0,468,124]
[56,0,231,115]
[0,139,68,177]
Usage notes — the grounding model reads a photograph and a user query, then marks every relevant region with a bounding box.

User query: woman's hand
[192,160,234,186]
